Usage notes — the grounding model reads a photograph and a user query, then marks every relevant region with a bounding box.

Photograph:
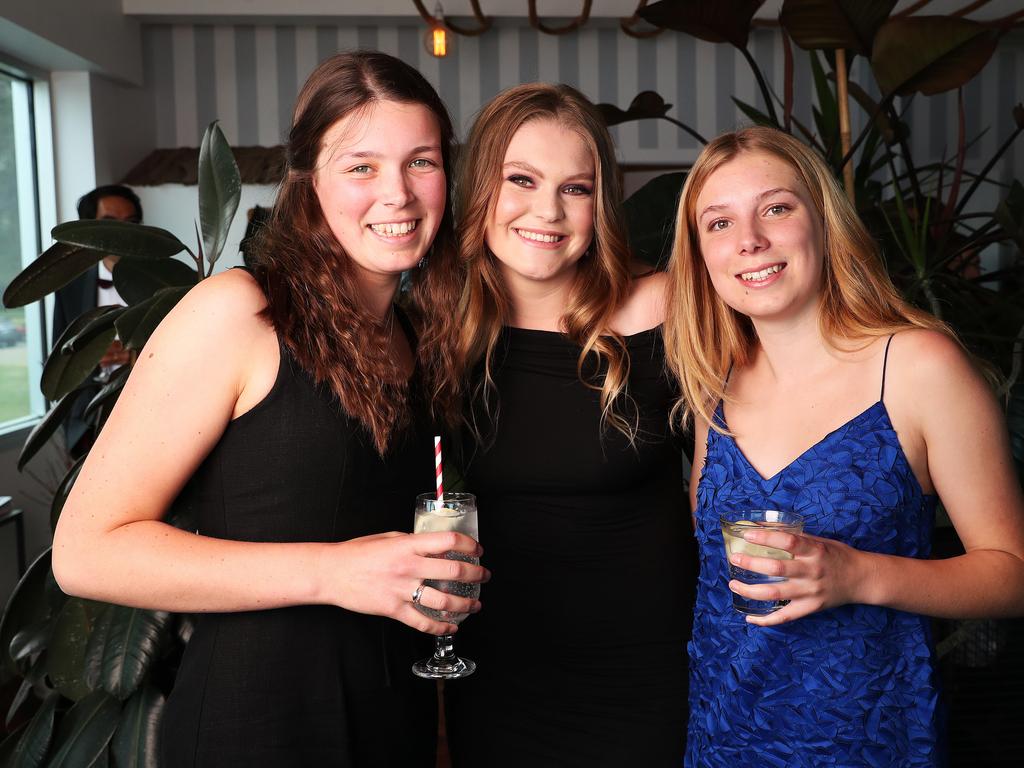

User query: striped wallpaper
[141,22,1023,187]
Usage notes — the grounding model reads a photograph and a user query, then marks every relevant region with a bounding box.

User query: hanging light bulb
[424,3,450,58]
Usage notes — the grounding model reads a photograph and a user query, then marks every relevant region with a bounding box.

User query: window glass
[0,70,45,428]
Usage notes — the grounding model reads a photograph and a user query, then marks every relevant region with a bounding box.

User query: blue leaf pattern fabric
[687,401,945,767]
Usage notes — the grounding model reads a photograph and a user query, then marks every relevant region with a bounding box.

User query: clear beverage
[412,492,480,679]
[719,510,804,616]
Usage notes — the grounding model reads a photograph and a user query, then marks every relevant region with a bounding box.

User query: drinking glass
[411,492,479,679]
[720,509,804,616]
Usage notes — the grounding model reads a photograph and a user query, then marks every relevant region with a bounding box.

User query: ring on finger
[411,581,426,604]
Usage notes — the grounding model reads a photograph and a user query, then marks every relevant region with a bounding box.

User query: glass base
[732,595,790,616]
[411,656,476,679]
[411,633,476,679]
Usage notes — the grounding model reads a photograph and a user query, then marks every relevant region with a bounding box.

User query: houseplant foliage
[611,0,1024,436]
[0,121,240,767]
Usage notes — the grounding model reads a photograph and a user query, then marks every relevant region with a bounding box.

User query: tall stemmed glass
[411,492,479,679]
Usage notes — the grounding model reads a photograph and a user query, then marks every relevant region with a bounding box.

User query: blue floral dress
[687,366,945,766]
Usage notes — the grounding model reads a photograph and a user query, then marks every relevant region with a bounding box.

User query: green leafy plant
[610,0,1024,405]
[0,121,240,766]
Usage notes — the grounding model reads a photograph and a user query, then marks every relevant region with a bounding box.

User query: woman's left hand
[727,528,867,626]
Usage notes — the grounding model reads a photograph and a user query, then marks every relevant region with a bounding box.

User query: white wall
[135,184,279,273]
[91,73,158,186]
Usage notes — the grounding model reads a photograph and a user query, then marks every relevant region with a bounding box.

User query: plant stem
[835,49,855,202]
[954,126,1024,216]
[738,46,779,126]
[660,116,707,145]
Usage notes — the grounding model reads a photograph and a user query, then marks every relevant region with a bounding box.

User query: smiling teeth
[370,221,417,236]
[741,264,783,282]
[516,229,562,243]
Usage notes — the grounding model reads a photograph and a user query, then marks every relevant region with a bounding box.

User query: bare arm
[612,270,668,336]
[734,330,1024,624]
[53,270,484,634]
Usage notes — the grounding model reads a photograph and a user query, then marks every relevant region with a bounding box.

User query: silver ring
[412,582,426,604]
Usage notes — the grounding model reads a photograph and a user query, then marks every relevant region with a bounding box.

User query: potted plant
[0,122,240,767]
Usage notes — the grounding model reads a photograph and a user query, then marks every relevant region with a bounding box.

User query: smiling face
[484,118,596,291]
[694,150,825,326]
[313,99,446,290]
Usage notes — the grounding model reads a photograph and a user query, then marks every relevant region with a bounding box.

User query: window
[0,67,46,431]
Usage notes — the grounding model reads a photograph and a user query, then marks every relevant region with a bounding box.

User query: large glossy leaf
[779,0,896,55]
[639,0,764,49]
[51,220,186,261]
[597,91,673,127]
[50,455,88,534]
[0,550,53,676]
[114,287,190,351]
[82,366,131,423]
[111,685,164,768]
[87,746,110,768]
[6,653,49,727]
[2,242,104,309]
[89,607,170,700]
[46,598,97,702]
[17,393,83,470]
[871,16,998,97]
[45,690,120,768]
[112,259,198,306]
[7,691,58,768]
[41,306,121,401]
[198,121,242,268]
[60,308,126,355]
[623,172,687,268]
[9,619,50,664]
[0,725,28,765]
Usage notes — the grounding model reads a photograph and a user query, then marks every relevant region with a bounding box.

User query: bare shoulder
[886,328,981,394]
[612,270,668,336]
[884,327,996,437]
[148,268,270,349]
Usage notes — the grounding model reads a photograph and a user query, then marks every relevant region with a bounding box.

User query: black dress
[160,322,437,767]
[446,327,695,768]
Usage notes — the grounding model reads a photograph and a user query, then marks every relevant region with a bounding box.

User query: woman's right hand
[322,531,488,635]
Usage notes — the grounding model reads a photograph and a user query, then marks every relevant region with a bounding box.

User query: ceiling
[119,0,1023,23]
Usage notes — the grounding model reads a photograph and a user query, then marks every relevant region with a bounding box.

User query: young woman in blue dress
[663,126,1024,766]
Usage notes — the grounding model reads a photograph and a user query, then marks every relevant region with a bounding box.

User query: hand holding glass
[411,492,480,679]
[720,509,804,616]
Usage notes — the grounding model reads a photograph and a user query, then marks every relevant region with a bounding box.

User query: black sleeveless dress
[160,318,437,767]
[445,327,695,767]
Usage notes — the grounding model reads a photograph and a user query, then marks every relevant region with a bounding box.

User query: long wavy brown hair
[663,126,953,431]
[253,51,456,454]
[417,83,635,439]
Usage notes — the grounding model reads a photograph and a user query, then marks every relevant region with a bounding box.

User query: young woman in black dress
[52,52,487,767]
[419,83,695,767]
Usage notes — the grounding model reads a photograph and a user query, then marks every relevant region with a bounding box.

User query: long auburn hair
[663,126,953,431]
[417,83,634,438]
[253,52,456,454]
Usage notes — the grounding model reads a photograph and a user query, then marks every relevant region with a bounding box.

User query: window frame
[0,61,52,436]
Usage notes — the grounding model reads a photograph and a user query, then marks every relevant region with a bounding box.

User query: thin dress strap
[880,334,895,401]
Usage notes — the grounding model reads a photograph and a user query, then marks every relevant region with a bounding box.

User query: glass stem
[432,634,458,664]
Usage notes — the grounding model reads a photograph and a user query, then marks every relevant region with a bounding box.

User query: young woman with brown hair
[52,52,487,767]
[419,83,694,766]
[664,126,1024,766]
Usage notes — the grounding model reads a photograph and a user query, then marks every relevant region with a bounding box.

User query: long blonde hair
[418,83,635,439]
[663,126,952,430]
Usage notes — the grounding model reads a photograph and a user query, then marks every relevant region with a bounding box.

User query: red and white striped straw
[434,435,444,501]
